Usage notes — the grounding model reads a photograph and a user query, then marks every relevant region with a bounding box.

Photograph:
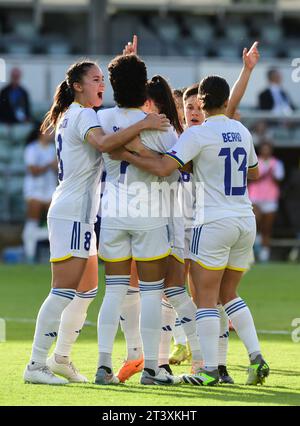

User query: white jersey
[166,114,258,225]
[97,106,178,230]
[48,102,102,224]
[178,171,195,229]
[24,140,57,202]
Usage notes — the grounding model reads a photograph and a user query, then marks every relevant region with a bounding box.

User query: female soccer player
[170,43,261,384]
[96,53,185,386]
[23,59,169,385]
[111,74,270,387]
[116,74,203,382]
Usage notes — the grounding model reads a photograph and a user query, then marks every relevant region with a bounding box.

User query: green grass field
[0,263,299,406]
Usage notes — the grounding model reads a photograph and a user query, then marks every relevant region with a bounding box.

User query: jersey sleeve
[248,137,258,169]
[140,128,178,153]
[77,108,101,142]
[165,127,202,167]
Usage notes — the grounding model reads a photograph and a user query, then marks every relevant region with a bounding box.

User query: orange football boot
[116,358,144,383]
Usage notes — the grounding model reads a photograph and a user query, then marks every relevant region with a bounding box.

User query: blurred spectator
[22,124,57,262]
[251,120,273,146]
[258,68,295,115]
[0,67,31,124]
[284,168,300,262]
[248,141,285,262]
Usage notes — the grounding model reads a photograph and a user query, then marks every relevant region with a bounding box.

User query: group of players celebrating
[23,36,270,387]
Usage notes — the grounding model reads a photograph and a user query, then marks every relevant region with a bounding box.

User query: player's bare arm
[247,164,259,180]
[110,148,179,177]
[124,136,161,159]
[226,41,260,119]
[86,113,170,153]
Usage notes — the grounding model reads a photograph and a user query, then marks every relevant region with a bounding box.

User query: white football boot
[24,362,69,385]
[140,367,182,385]
[47,354,88,383]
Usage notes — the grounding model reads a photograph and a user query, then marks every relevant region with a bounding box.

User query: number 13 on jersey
[219,147,247,196]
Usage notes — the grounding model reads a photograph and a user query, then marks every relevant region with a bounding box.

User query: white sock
[97,275,130,368]
[196,308,220,369]
[30,288,76,364]
[173,317,187,345]
[165,287,202,361]
[159,300,176,366]
[139,279,164,373]
[217,304,229,366]
[224,297,261,357]
[120,286,143,360]
[22,220,39,261]
[54,287,98,357]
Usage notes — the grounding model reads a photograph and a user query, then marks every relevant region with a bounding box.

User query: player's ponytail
[41,60,96,133]
[147,75,183,135]
[198,75,230,112]
[41,80,73,133]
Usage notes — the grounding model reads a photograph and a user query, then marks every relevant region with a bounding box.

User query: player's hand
[123,35,138,55]
[109,147,129,161]
[143,113,170,131]
[243,41,260,71]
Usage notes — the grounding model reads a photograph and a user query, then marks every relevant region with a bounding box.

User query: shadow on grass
[70,382,300,406]
[233,364,300,377]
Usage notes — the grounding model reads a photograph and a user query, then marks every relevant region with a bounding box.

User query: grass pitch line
[3,317,291,336]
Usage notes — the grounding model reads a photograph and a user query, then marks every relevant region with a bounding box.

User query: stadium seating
[0,2,299,59]
[0,9,299,58]
[0,124,30,222]
[10,123,33,145]
[184,17,215,44]
[0,124,10,140]
[0,143,9,163]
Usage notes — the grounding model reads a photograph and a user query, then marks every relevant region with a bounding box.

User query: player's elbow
[248,167,259,180]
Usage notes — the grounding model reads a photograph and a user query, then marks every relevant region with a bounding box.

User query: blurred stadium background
[1,0,300,263]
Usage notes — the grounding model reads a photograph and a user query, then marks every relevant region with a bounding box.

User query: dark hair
[108,54,148,108]
[147,75,183,135]
[41,60,96,132]
[183,84,199,102]
[198,75,230,111]
[173,88,186,100]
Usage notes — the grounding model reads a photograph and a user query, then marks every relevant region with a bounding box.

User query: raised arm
[86,113,169,153]
[226,41,260,119]
[122,35,138,56]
